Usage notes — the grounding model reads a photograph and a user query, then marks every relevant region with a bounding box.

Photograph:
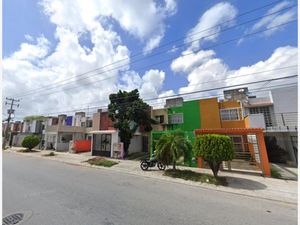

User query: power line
[27,65,298,111]
[17,19,297,99]
[12,2,296,97]
[13,80,297,120]
[25,75,297,116]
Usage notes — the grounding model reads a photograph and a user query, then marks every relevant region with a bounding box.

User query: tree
[193,134,234,178]
[22,135,41,151]
[155,130,192,170]
[108,89,154,156]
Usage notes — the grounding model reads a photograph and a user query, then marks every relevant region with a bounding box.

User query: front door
[92,134,112,157]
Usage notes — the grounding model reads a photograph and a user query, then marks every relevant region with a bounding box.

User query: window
[249,106,272,127]
[86,120,93,128]
[169,113,184,124]
[61,134,72,143]
[155,115,164,124]
[220,108,240,120]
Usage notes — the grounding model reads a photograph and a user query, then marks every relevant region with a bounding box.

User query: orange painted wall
[199,98,221,128]
[221,120,246,128]
[219,100,246,129]
[244,116,250,128]
[219,100,240,109]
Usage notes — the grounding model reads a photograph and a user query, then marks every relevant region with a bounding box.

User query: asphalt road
[3,153,297,225]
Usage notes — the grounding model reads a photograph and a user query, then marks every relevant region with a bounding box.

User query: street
[3,153,297,225]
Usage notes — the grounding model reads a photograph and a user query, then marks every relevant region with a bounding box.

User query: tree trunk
[172,161,176,171]
[208,161,221,178]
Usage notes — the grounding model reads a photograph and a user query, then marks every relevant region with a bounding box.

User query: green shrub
[87,157,118,167]
[193,134,234,178]
[43,152,55,157]
[22,135,41,150]
[270,165,282,179]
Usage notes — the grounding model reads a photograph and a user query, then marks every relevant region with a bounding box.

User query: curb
[4,150,297,205]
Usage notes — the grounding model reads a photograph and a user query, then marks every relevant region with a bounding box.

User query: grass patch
[17,149,40,153]
[43,152,56,157]
[270,165,282,179]
[164,169,228,186]
[87,157,118,167]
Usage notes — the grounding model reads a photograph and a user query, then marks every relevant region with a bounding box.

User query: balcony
[266,112,298,132]
[246,112,297,132]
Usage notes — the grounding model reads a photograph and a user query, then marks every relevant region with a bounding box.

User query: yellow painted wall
[199,98,221,128]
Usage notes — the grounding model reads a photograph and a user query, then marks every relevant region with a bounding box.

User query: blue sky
[3,0,298,118]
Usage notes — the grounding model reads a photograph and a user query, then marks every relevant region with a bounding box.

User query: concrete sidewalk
[4,148,298,204]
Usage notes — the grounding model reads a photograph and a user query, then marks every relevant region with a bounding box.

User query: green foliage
[270,165,282,179]
[193,134,234,177]
[155,130,192,170]
[87,157,118,167]
[108,89,153,155]
[43,152,56,157]
[23,115,45,121]
[21,135,41,150]
[164,169,227,186]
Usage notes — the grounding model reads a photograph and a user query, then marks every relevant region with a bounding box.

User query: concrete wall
[245,114,266,129]
[92,112,101,131]
[128,135,143,154]
[271,86,297,113]
[12,133,31,147]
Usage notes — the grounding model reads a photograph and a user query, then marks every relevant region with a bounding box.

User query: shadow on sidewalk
[226,176,267,190]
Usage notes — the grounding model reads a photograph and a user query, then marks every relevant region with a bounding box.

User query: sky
[2,0,298,120]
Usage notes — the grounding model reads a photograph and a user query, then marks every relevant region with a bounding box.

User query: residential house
[242,86,298,166]
[87,109,144,157]
[12,117,44,147]
[44,114,86,151]
[150,94,271,175]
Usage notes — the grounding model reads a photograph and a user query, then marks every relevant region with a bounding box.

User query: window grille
[249,106,272,127]
[169,113,184,124]
[220,108,241,120]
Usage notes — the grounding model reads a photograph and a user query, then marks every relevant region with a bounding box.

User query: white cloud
[12,36,50,61]
[171,49,216,73]
[170,46,297,101]
[118,69,167,106]
[185,2,237,50]
[41,0,177,53]
[225,46,298,87]
[140,69,166,99]
[24,34,34,42]
[248,1,296,37]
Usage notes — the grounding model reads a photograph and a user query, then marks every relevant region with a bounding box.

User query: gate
[222,134,262,173]
[194,128,271,177]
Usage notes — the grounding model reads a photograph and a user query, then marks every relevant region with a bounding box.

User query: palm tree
[155,130,192,170]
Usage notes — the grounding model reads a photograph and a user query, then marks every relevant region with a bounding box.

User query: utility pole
[2,98,20,149]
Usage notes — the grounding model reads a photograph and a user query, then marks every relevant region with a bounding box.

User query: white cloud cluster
[171,46,297,100]
[3,0,297,120]
[42,0,176,53]
[3,0,177,118]
[119,69,166,99]
[170,1,297,101]
[249,1,296,37]
[185,2,237,50]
